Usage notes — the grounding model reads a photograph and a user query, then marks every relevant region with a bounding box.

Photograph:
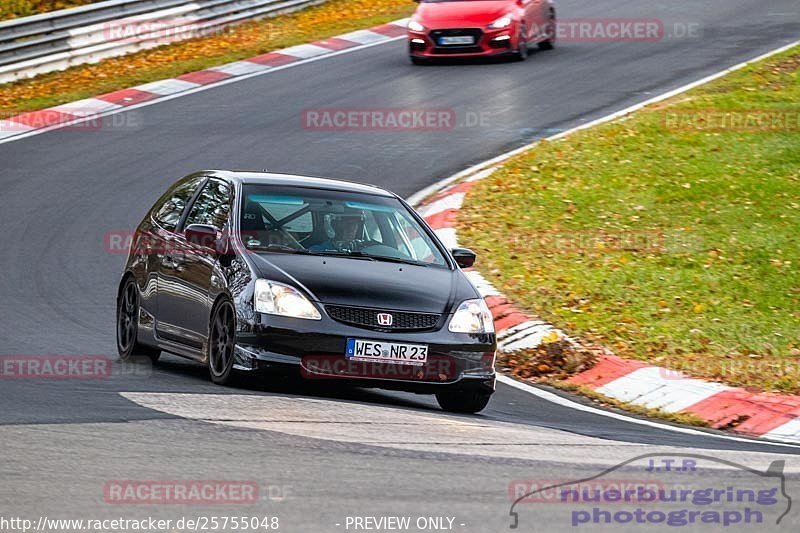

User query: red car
[408,0,556,64]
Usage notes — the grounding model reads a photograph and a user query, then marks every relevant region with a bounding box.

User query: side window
[395,213,434,260]
[184,180,231,230]
[152,177,204,231]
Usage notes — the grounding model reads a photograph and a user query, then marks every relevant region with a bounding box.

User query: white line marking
[497,320,549,341]
[337,29,392,45]
[462,270,501,297]
[416,192,465,218]
[134,78,202,95]
[497,375,800,449]
[209,61,273,77]
[765,419,800,444]
[0,120,35,139]
[51,97,125,116]
[499,325,556,351]
[596,367,733,413]
[433,227,458,249]
[280,43,333,59]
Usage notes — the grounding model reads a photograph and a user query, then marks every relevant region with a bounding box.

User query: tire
[116,277,160,362]
[208,300,237,385]
[538,10,556,50]
[514,26,529,61]
[410,56,429,66]
[435,390,492,414]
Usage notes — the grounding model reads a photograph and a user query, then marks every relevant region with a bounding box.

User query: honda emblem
[377,313,393,326]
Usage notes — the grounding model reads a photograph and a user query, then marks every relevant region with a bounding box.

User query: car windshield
[240,185,448,267]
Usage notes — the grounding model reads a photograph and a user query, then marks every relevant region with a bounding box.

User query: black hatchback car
[117,171,496,412]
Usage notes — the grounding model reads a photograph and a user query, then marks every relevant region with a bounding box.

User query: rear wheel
[208,300,237,385]
[435,390,492,414]
[116,278,160,362]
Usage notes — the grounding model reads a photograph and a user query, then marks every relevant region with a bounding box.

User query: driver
[310,212,366,252]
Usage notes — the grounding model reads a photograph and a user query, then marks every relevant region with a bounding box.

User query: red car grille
[429,28,484,54]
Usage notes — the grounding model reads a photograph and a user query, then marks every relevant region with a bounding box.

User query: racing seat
[241,202,291,249]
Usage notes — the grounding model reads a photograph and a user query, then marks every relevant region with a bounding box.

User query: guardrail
[0,0,324,84]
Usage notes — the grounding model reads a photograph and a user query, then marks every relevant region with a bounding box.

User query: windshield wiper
[249,243,307,253]
[335,251,429,266]
[303,250,376,261]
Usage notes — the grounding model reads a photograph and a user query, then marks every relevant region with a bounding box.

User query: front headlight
[254,279,321,320]
[488,16,512,29]
[408,20,425,32]
[448,298,495,334]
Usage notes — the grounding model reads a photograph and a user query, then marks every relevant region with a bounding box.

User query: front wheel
[515,26,529,61]
[435,390,492,414]
[538,10,556,50]
[208,300,237,385]
[116,277,160,362]
[410,56,429,66]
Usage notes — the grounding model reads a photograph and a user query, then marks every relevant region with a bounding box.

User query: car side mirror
[185,224,220,250]
[451,248,476,268]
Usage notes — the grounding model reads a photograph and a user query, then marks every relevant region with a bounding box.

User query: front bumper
[408,26,517,58]
[234,311,496,393]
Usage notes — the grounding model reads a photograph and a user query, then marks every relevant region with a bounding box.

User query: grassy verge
[459,46,800,394]
[0,0,415,114]
[0,1,98,21]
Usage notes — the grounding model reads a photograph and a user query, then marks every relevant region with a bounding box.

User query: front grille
[432,46,484,55]
[325,305,441,331]
[429,28,484,53]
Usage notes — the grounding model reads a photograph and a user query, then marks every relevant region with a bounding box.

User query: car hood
[415,1,512,28]
[248,253,470,314]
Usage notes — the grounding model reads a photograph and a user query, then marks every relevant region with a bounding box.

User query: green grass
[459,47,800,393]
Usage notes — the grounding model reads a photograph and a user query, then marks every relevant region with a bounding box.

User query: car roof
[204,170,397,198]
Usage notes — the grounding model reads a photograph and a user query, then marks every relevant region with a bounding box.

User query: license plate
[439,35,474,46]
[345,338,428,366]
